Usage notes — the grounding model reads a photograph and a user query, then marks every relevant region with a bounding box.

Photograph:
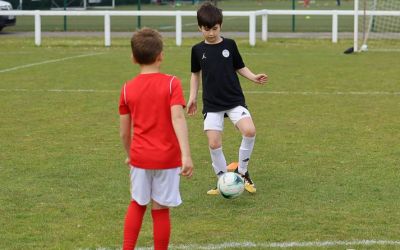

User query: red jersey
[119,73,186,169]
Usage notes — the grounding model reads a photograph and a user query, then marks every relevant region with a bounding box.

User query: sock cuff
[241,136,256,149]
[151,208,170,216]
[242,135,256,141]
[209,147,223,152]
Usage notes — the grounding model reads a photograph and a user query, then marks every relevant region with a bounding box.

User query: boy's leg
[204,111,226,194]
[236,117,256,175]
[151,201,170,250]
[206,130,227,195]
[124,167,152,249]
[207,130,227,175]
[233,113,257,193]
[149,168,182,249]
[123,200,147,250]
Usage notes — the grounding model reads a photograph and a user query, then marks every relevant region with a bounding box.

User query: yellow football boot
[244,182,257,193]
[235,168,256,194]
[206,187,220,195]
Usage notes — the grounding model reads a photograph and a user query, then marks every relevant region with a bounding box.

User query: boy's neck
[204,36,223,45]
[139,64,160,74]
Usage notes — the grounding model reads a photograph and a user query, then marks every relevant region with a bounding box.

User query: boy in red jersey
[119,28,194,250]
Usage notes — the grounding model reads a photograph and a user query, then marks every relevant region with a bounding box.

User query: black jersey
[191,38,246,113]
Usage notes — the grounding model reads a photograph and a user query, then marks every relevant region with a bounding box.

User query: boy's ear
[198,26,202,32]
[131,54,138,64]
[157,52,164,62]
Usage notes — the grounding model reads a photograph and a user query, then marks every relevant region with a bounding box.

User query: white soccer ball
[217,172,245,199]
[360,44,368,52]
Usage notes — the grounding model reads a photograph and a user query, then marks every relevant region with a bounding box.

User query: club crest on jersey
[202,53,207,59]
[222,49,230,58]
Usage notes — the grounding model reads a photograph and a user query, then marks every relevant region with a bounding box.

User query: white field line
[244,90,400,95]
[165,240,400,249]
[0,88,118,93]
[0,52,105,74]
[1,89,400,96]
[81,239,400,250]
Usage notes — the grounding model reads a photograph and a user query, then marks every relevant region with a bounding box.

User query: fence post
[34,10,41,46]
[249,12,256,46]
[176,11,182,46]
[262,13,268,41]
[332,11,338,43]
[104,12,111,47]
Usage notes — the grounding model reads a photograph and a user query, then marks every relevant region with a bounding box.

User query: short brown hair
[131,28,163,65]
[197,2,223,29]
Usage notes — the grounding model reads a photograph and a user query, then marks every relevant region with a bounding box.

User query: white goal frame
[353,0,400,52]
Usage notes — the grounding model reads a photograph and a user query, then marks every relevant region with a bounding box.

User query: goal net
[51,0,86,10]
[86,0,115,9]
[355,0,400,52]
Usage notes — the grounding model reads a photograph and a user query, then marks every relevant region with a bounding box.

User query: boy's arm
[171,105,194,178]
[119,114,131,166]
[237,67,268,85]
[187,72,201,116]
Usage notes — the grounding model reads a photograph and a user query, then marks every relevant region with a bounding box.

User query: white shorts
[204,105,252,131]
[129,166,182,207]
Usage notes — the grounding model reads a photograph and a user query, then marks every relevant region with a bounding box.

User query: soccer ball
[360,44,368,52]
[217,172,245,199]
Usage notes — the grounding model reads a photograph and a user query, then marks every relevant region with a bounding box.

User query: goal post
[353,0,359,52]
[351,0,400,53]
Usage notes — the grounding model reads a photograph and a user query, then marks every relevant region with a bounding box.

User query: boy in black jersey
[187,2,268,195]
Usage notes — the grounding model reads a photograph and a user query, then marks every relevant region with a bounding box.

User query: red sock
[151,208,171,250]
[123,200,146,250]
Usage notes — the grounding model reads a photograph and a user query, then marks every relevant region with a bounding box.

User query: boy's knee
[209,142,222,150]
[242,128,256,138]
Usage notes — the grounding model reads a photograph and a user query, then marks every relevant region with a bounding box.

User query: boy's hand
[186,99,197,116]
[237,67,268,85]
[124,157,130,168]
[254,73,268,84]
[180,156,194,178]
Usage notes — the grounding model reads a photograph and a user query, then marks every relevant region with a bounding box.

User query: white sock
[238,136,255,175]
[209,147,227,175]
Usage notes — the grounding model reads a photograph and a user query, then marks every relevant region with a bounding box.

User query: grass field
[0,36,400,250]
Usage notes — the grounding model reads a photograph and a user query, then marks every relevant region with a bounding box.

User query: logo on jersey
[222,49,230,58]
[202,53,207,60]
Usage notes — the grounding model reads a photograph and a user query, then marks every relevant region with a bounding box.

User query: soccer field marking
[0,52,106,74]
[0,88,118,94]
[158,240,400,249]
[164,240,400,249]
[1,88,399,96]
[244,90,400,96]
[84,239,400,250]
[0,88,118,93]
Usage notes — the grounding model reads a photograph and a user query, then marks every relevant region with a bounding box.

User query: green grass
[0,37,400,250]
[6,0,355,32]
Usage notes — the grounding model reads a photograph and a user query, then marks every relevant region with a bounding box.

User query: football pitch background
[6,0,356,33]
[0,36,400,249]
